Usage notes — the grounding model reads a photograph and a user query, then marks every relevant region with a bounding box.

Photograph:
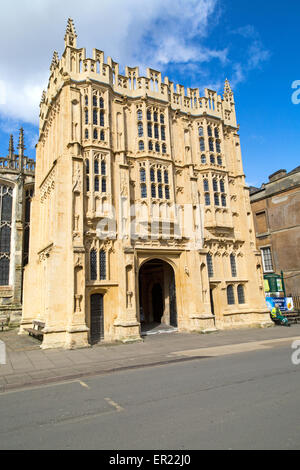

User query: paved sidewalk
[0,324,299,393]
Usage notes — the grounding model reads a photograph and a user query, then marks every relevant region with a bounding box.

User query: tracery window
[205,193,210,206]
[207,254,214,278]
[0,185,13,286]
[100,110,105,127]
[230,254,237,277]
[100,250,106,280]
[90,249,97,281]
[138,122,143,137]
[227,285,235,305]
[237,285,245,304]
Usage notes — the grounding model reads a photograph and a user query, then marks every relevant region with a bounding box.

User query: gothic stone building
[0,130,35,324]
[20,19,272,349]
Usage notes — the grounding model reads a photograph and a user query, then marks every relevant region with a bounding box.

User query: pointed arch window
[201,154,206,164]
[214,128,219,139]
[217,156,222,166]
[100,110,105,127]
[220,180,225,193]
[101,160,106,175]
[85,95,88,106]
[137,110,143,121]
[101,178,107,193]
[207,254,214,278]
[94,160,99,174]
[85,159,90,174]
[149,141,153,151]
[90,249,97,281]
[138,122,144,137]
[198,126,204,137]
[154,124,159,139]
[140,168,146,182]
[203,179,209,192]
[147,109,152,121]
[93,95,97,107]
[210,155,215,164]
[85,129,89,139]
[213,179,218,192]
[207,126,212,137]
[151,184,156,198]
[205,193,210,206]
[221,195,226,207]
[150,168,155,182]
[85,109,89,125]
[160,114,164,124]
[158,185,163,199]
[216,141,221,153]
[100,130,105,141]
[93,129,98,140]
[227,285,235,305]
[86,176,90,192]
[0,185,12,286]
[157,170,162,183]
[165,186,170,200]
[100,250,106,280]
[200,138,205,151]
[237,285,245,304]
[164,170,169,184]
[161,126,166,141]
[230,254,237,277]
[93,109,98,125]
[153,112,158,122]
[99,97,104,109]
[162,143,166,154]
[141,183,147,199]
[148,123,152,138]
[94,176,99,192]
[209,138,214,152]
[139,140,144,151]
[155,142,160,153]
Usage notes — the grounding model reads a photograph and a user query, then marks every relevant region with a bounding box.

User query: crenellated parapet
[39,19,237,135]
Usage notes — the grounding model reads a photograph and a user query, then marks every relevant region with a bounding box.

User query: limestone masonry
[19,19,272,349]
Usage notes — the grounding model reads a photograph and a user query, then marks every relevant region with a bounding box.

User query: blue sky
[0,0,299,187]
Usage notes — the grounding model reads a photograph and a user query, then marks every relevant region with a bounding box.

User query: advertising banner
[265,297,294,312]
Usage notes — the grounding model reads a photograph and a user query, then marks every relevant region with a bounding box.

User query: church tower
[20,20,271,349]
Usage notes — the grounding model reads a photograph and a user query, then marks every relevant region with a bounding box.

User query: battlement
[40,19,237,131]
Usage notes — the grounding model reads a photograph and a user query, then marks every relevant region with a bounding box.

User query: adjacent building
[20,19,271,349]
[0,130,35,324]
[250,166,300,296]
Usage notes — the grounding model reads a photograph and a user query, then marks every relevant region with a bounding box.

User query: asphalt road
[0,341,299,450]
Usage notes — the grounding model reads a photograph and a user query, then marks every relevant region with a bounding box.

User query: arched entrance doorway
[138,259,177,333]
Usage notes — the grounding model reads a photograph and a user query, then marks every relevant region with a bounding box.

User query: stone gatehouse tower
[0,130,35,324]
[20,19,271,349]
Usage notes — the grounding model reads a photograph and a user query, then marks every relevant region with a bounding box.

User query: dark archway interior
[139,259,177,332]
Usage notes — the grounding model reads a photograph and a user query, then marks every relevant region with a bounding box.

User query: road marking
[168,336,300,358]
[78,380,90,389]
[104,397,124,412]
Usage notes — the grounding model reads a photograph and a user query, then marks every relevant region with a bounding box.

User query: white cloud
[0,0,221,124]
[0,1,270,126]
